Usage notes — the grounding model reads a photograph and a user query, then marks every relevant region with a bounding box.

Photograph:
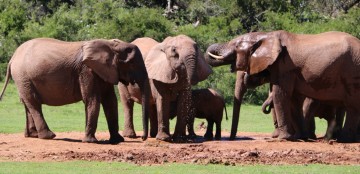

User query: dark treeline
[1,0,359,104]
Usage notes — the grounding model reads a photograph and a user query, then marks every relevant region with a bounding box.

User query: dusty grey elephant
[206,30,360,142]
[0,38,150,144]
[118,35,213,142]
[170,88,228,140]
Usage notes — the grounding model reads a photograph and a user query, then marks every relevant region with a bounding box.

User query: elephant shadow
[54,138,142,144]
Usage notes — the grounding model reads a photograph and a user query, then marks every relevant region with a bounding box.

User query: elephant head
[145,35,212,86]
[82,39,147,84]
[82,39,150,140]
[205,32,282,75]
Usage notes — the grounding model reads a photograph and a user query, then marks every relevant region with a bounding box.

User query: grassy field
[0,161,359,174]
[1,82,350,174]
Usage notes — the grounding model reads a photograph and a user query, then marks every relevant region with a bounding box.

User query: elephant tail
[0,61,11,101]
[223,101,228,121]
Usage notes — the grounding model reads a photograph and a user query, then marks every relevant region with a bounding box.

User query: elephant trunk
[186,56,197,85]
[140,76,150,141]
[230,71,247,140]
[205,43,233,67]
[261,96,273,114]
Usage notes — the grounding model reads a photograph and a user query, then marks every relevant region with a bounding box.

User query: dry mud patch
[0,131,359,165]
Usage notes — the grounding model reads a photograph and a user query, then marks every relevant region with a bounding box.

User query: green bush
[0,63,8,81]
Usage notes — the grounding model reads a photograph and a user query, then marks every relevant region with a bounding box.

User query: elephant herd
[1,30,360,144]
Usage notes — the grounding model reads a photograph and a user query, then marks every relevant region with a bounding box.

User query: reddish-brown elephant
[206,31,360,142]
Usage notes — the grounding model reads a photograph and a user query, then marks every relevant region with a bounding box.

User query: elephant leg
[339,107,359,143]
[24,104,38,138]
[149,104,158,138]
[155,96,171,142]
[271,109,280,138]
[19,85,55,139]
[173,91,190,142]
[324,118,336,140]
[272,84,294,140]
[119,92,137,138]
[290,94,306,139]
[82,97,101,143]
[24,102,55,139]
[215,120,221,140]
[186,108,197,139]
[230,71,247,140]
[204,119,214,141]
[101,89,124,144]
[303,98,318,140]
[333,107,345,139]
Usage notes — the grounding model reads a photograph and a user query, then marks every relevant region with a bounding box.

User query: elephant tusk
[207,52,225,60]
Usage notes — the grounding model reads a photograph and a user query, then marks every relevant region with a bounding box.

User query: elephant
[118,37,158,138]
[262,90,345,140]
[0,38,150,144]
[118,35,213,142]
[302,98,345,140]
[169,88,228,140]
[203,53,270,141]
[206,30,360,142]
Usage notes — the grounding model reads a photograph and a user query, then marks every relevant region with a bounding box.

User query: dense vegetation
[1,0,359,104]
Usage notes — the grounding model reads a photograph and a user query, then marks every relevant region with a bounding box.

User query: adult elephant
[0,38,150,144]
[206,30,360,142]
[118,35,212,142]
[119,37,158,138]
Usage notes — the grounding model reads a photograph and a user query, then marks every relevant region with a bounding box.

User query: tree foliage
[0,0,359,104]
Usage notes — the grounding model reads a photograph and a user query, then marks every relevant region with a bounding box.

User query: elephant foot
[172,135,188,143]
[337,133,356,143]
[24,129,38,138]
[308,133,317,140]
[204,132,214,141]
[187,133,197,139]
[122,129,137,138]
[277,130,293,140]
[156,132,172,142]
[215,134,221,140]
[38,130,56,139]
[271,128,280,138]
[82,135,98,143]
[150,129,157,138]
[109,133,125,144]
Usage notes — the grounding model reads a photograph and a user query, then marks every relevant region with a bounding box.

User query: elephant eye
[168,46,178,59]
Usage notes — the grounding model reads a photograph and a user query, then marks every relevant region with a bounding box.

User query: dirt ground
[0,130,359,165]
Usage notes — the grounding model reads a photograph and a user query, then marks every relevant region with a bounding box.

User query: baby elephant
[170,88,228,140]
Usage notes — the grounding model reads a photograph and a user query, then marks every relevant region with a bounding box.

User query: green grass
[0,82,328,135]
[0,161,359,174]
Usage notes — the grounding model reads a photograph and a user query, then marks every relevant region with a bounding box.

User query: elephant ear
[249,36,282,75]
[195,49,213,83]
[145,43,178,83]
[82,39,119,84]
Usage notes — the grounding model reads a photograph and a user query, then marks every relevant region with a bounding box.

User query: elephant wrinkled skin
[206,31,360,142]
[0,38,150,144]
